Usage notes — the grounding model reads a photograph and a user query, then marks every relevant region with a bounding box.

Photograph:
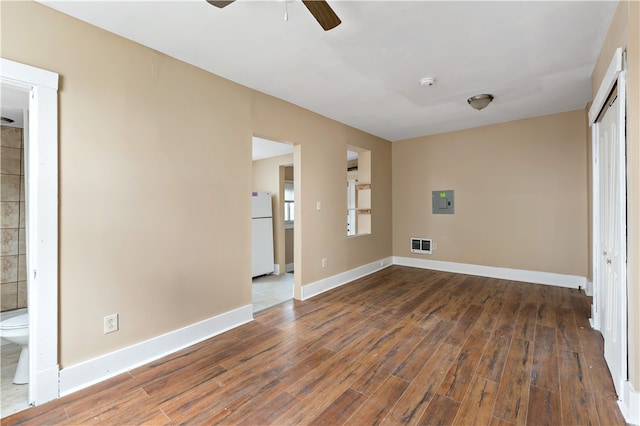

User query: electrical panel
[432,190,454,214]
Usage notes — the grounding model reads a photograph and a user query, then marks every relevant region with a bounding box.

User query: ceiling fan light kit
[206,0,341,31]
[467,94,494,111]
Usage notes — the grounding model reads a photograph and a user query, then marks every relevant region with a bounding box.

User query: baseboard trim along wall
[392,257,587,289]
[301,257,394,300]
[57,257,587,399]
[585,280,594,296]
[619,381,640,425]
[58,304,253,396]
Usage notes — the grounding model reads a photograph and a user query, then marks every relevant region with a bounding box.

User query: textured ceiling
[35,1,617,141]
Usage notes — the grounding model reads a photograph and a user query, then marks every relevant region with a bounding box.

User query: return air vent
[410,237,432,255]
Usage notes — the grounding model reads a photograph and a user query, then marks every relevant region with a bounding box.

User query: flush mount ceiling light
[467,94,494,111]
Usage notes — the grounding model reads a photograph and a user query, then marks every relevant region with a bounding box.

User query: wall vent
[410,237,432,254]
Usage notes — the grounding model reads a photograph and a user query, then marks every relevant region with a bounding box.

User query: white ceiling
[252,136,293,161]
[37,0,617,141]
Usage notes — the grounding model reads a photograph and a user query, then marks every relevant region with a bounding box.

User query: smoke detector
[419,77,435,87]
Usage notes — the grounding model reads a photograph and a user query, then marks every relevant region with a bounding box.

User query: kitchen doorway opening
[251,137,296,312]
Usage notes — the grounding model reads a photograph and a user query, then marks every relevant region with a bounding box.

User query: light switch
[316,201,322,211]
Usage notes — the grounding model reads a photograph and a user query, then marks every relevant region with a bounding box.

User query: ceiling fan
[206,0,342,31]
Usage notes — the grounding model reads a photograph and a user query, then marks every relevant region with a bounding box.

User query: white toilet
[0,313,29,384]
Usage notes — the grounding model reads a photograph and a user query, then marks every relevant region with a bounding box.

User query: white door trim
[588,47,628,401]
[1,58,60,405]
[589,47,624,125]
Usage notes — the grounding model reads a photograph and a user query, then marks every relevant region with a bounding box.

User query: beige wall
[393,110,588,276]
[1,1,393,367]
[285,229,294,266]
[591,0,640,389]
[252,153,293,274]
[284,166,294,181]
[2,1,253,366]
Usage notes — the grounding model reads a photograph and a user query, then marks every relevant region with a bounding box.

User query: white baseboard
[51,257,591,399]
[392,257,586,289]
[301,257,393,300]
[59,305,253,396]
[285,263,294,273]
[620,381,640,425]
[273,264,280,275]
[585,280,594,296]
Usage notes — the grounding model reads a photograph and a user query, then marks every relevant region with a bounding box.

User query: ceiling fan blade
[206,0,235,8]
[301,1,341,31]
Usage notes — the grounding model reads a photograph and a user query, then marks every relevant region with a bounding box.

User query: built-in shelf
[347,148,372,237]
[354,183,371,234]
[356,184,371,210]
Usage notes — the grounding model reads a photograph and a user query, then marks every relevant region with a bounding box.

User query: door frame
[588,47,627,395]
[1,58,59,405]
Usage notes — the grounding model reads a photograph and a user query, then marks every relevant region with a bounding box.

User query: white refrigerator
[252,191,275,277]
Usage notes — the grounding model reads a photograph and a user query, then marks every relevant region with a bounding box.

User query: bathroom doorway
[1,59,59,413]
[1,86,29,416]
[251,137,296,312]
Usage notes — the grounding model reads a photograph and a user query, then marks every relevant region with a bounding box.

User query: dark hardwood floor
[2,266,627,425]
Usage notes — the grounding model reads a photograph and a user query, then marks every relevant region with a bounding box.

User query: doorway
[251,137,295,312]
[1,86,29,416]
[589,47,627,398]
[1,58,59,410]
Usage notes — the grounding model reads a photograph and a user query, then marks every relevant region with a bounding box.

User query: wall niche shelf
[347,148,372,236]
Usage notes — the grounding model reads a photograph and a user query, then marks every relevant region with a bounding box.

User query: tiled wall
[1,125,26,312]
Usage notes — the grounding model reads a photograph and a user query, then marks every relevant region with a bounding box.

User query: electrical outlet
[322,258,327,268]
[104,314,119,334]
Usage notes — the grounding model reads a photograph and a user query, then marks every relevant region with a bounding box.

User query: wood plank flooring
[1,266,627,425]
